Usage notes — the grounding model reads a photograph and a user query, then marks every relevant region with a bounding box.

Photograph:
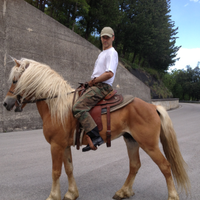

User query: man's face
[101,35,114,50]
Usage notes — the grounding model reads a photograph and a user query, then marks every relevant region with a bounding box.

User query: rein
[9,90,76,104]
[9,80,86,112]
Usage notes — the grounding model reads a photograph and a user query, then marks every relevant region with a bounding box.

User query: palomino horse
[3,58,190,200]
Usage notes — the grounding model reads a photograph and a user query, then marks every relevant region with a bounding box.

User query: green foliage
[25,0,89,29]
[77,0,121,39]
[120,57,172,99]
[143,67,160,80]
[25,0,47,12]
[87,34,101,49]
[25,0,180,72]
[119,57,139,70]
[163,66,200,100]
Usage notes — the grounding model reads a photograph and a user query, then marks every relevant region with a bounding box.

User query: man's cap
[100,27,114,37]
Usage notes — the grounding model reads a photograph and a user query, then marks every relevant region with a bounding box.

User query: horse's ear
[14,59,20,67]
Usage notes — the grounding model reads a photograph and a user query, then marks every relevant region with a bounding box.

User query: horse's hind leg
[145,147,179,200]
[113,132,141,200]
[63,147,79,200]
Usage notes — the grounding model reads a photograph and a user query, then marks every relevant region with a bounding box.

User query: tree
[77,0,121,40]
[114,0,180,71]
[25,0,49,12]
[138,0,180,71]
[25,0,180,72]
[25,0,89,30]
[163,65,200,100]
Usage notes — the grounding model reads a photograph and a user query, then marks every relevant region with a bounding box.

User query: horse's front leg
[113,133,141,200]
[46,143,64,200]
[63,146,79,200]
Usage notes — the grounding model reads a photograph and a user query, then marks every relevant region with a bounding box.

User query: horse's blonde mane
[9,58,74,126]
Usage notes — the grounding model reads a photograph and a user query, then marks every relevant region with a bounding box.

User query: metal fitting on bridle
[8,85,23,112]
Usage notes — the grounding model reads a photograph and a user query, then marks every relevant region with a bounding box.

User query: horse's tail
[156,105,191,195]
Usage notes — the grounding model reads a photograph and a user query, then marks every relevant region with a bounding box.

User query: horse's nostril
[3,102,7,107]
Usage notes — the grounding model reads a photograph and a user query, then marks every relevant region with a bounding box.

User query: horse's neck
[36,101,77,146]
[36,101,50,121]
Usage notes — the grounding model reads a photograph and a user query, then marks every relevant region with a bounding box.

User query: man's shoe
[82,127,104,152]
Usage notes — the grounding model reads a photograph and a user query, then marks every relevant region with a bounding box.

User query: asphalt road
[0,103,200,200]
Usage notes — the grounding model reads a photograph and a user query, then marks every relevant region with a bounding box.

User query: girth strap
[106,106,111,147]
[72,84,87,150]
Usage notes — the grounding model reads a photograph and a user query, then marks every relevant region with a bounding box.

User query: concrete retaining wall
[151,98,179,110]
[0,0,151,133]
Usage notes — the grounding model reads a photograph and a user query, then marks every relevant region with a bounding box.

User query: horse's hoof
[113,194,122,200]
[63,195,78,200]
[113,191,135,200]
[63,197,72,200]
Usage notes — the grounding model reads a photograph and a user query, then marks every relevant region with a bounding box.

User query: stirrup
[85,135,97,151]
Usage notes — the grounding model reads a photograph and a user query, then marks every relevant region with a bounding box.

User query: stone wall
[152,99,179,110]
[0,0,150,132]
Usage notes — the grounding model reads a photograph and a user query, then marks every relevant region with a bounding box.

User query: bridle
[8,80,23,109]
[7,62,86,111]
[8,81,86,111]
[8,80,76,111]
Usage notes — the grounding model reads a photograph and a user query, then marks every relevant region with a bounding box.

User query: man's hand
[88,78,96,87]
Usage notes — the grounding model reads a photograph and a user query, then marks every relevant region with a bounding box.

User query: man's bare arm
[88,71,113,86]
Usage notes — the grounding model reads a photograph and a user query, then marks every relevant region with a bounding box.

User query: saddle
[74,86,123,150]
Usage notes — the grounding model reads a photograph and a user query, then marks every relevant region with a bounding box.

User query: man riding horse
[72,27,118,152]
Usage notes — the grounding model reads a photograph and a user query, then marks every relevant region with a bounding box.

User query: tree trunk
[138,55,142,66]
[85,21,91,40]
[72,2,78,31]
[132,51,137,63]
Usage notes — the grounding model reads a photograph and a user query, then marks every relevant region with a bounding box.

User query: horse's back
[127,97,161,138]
[131,97,158,117]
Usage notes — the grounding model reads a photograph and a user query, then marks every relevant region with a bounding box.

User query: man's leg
[72,84,112,151]
[72,87,104,151]
[73,87,102,130]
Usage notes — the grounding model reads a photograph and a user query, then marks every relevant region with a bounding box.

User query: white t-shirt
[91,47,118,86]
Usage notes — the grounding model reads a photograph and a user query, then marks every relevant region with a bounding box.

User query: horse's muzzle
[3,97,16,111]
[3,101,13,111]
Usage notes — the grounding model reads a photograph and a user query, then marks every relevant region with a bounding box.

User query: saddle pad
[90,95,134,132]
[101,95,135,114]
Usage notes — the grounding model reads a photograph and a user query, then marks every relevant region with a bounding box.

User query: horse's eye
[13,80,18,84]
